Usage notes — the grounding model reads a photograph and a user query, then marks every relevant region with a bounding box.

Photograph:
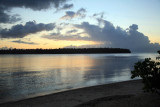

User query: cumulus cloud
[0,0,68,23]
[0,21,55,38]
[74,19,160,52]
[42,17,160,52]
[43,18,160,52]
[11,40,38,45]
[61,8,86,20]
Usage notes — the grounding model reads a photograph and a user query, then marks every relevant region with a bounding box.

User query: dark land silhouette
[0,48,131,54]
[158,50,160,54]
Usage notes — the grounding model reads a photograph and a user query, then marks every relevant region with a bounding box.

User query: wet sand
[0,80,160,107]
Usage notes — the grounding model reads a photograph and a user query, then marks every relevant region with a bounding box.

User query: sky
[0,0,160,52]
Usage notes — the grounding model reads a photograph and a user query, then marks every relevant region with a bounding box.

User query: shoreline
[0,80,160,107]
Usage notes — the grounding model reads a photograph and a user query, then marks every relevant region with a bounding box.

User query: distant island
[0,48,131,54]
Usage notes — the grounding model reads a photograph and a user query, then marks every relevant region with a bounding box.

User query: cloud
[93,12,104,19]
[64,44,102,49]
[43,32,89,41]
[61,11,76,19]
[0,0,68,23]
[11,40,38,45]
[129,24,138,31]
[0,0,68,10]
[56,4,73,12]
[0,21,55,38]
[61,4,73,9]
[42,25,89,41]
[0,7,21,23]
[42,17,160,52]
[44,18,160,52]
[66,29,78,34]
[61,8,86,20]
[74,19,160,52]
[77,8,86,13]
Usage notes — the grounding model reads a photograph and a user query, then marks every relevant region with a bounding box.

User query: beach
[0,79,159,107]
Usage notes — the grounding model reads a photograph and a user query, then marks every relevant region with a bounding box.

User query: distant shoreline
[0,48,131,54]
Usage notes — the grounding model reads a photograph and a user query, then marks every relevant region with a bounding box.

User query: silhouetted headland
[0,48,131,54]
[158,50,160,54]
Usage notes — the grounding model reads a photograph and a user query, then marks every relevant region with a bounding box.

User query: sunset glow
[0,0,160,52]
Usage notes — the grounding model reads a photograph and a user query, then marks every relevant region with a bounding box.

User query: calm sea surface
[0,53,158,103]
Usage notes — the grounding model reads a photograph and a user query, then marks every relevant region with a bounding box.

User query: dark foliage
[0,48,131,54]
[131,58,160,94]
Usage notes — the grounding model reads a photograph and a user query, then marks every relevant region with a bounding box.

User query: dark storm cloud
[61,8,86,20]
[74,19,160,52]
[0,0,68,10]
[0,0,68,23]
[0,21,55,38]
[11,40,38,45]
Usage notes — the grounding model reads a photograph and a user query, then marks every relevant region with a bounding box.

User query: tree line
[0,48,131,54]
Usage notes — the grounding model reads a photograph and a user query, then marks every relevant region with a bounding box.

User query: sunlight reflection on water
[0,53,158,103]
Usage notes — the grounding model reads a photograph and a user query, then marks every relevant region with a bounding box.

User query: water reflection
[83,56,139,85]
[0,53,158,103]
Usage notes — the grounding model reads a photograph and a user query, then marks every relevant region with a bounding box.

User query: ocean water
[0,53,158,103]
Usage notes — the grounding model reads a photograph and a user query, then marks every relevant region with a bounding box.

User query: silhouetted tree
[131,58,160,94]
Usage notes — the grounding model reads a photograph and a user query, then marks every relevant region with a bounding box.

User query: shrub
[131,58,160,94]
